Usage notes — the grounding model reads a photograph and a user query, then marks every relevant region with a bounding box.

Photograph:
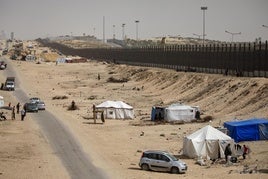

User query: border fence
[37,39,268,77]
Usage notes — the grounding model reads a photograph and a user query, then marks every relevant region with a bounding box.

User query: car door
[147,153,158,171]
[149,154,170,172]
[154,154,171,172]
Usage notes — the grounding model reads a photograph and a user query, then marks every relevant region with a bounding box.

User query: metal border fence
[37,39,268,77]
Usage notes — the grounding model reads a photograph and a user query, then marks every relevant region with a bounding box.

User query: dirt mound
[112,65,268,120]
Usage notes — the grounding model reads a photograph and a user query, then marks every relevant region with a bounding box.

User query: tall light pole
[135,20,140,41]
[122,23,126,41]
[201,6,207,45]
[225,30,241,43]
[93,27,95,37]
[103,16,105,43]
[113,25,115,40]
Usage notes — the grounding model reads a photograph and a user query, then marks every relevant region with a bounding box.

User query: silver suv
[139,150,187,174]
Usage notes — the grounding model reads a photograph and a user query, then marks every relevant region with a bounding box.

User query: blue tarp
[224,118,268,142]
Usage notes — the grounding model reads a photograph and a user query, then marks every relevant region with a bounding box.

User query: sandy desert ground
[0,43,268,179]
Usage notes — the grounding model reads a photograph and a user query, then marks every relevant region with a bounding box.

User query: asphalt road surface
[2,57,108,179]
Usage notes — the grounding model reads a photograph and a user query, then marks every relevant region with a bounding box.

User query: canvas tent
[96,101,134,119]
[183,125,234,159]
[0,96,4,107]
[224,118,268,142]
[164,103,198,122]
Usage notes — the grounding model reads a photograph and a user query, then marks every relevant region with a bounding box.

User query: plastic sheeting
[224,118,268,142]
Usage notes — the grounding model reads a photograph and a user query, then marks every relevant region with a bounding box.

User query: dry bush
[202,115,213,122]
[52,95,68,100]
[107,76,129,83]
[88,95,97,100]
[67,104,79,111]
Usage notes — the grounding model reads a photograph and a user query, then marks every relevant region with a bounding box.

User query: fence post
[265,41,268,77]
[259,41,262,77]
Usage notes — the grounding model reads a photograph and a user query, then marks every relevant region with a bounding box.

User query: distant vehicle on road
[139,150,187,174]
[24,102,38,113]
[36,101,45,110]
[29,97,41,103]
[0,61,7,70]
[2,49,8,55]
[3,77,15,91]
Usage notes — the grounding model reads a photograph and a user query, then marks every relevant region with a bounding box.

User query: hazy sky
[1,0,268,42]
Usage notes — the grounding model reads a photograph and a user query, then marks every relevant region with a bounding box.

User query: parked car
[24,102,38,113]
[36,101,45,110]
[139,150,187,174]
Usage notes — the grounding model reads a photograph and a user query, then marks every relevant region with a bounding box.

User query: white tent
[183,125,234,159]
[96,101,134,119]
[0,96,4,107]
[164,103,198,122]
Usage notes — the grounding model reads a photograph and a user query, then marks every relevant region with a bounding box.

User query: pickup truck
[4,77,15,91]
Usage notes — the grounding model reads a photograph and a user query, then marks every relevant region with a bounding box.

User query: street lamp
[135,20,140,41]
[201,6,207,45]
[225,30,241,43]
[122,23,126,41]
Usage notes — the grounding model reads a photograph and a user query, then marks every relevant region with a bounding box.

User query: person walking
[224,143,232,163]
[16,102,20,114]
[21,109,26,121]
[11,106,15,120]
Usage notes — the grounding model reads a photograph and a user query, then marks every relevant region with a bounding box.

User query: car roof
[143,150,169,154]
[30,97,40,100]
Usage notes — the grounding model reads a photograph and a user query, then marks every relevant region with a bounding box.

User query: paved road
[2,57,108,179]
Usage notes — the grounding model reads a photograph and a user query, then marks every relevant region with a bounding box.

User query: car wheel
[141,163,149,171]
[170,167,179,174]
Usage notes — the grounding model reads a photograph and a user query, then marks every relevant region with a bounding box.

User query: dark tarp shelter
[224,118,268,142]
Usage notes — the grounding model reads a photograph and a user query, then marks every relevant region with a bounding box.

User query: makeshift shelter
[0,96,4,107]
[95,101,134,119]
[224,118,268,142]
[151,106,165,121]
[183,125,234,159]
[164,103,198,122]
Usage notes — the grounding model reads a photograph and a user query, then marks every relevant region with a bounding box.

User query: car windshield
[165,153,178,161]
[28,103,37,107]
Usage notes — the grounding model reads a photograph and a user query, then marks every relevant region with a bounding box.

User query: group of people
[1,102,26,121]
[224,143,250,164]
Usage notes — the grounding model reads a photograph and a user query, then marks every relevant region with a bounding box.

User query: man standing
[16,102,20,114]
[224,143,232,163]
[11,106,15,120]
[21,109,26,121]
